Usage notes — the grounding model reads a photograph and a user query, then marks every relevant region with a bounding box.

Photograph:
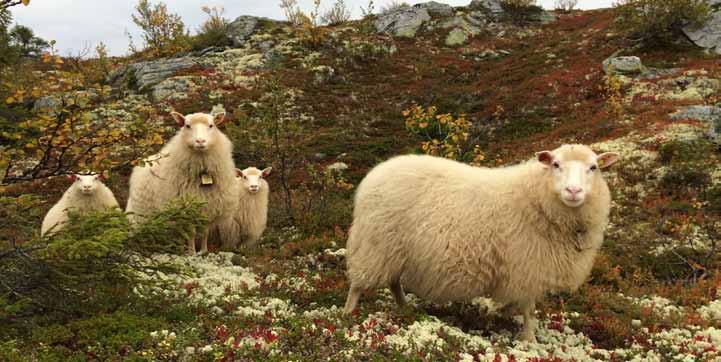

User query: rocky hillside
[4,0,721,360]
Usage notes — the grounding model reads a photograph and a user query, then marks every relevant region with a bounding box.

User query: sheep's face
[171,111,226,152]
[69,174,103,195]
[537,145,619,208]
[236,167,272,194]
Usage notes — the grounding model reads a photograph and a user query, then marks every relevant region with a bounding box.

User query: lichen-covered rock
[108,57,197,92]
[446,28,469,46]
[228,16,263,47]
[438,16,483,35]
[469,0,504,18]
[670,105,721,145]
[670,105,721,123]
[151,76,198,102]
[602,56,645,75]
[414,1,454,17]
[375,7,431,37]
[683,0,721,54]
[32,95,61,114]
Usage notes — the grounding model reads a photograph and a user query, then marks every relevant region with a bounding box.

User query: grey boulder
[669,105,721,144]
[683,0,721,54]
[375,7,431,37]
[109,57,197,92]
[228,16,261,47]
[414,1,454,17]
[602,56,645,76]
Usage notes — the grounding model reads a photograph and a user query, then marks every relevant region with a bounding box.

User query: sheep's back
[348,155,521,301]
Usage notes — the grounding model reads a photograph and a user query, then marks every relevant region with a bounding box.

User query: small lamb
[343,144,619,342]
[41,174,120,236]
[216,166,272,250]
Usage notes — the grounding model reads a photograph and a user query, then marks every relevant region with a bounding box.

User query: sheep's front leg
[343,285,363,315]
[518,299,538,343]
[244,233,261,250]
[200,229,209,253]
[187,229,197,256]
[390,280,406,308]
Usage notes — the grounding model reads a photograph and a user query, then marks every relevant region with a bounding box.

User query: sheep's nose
[565,186,582,195]
[249,185,258,191]
[195,139,206,145]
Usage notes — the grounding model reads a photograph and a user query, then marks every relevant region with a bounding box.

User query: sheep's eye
[209,124,214,129]
[552,162,560,169]
[185,124,191,129]
[590,165,598,171]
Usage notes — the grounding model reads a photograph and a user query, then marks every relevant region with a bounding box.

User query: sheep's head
[171,111,227,152]
[69,173,104,196]
[236,167,272,194]
[536,144,619,208]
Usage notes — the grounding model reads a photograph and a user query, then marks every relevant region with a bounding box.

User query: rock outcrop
[228,16,263,47]
[375,7,431,37]
[108,57,197,92]
[670,105,721,145]
[683,0,721,54]
[414,1,454,17]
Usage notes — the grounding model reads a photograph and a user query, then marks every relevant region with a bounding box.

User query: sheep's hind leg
[200,229,209,254]
[344,285,363,315]
[390,280,406,308]
[518,299,538,343]
[187,230,197,256]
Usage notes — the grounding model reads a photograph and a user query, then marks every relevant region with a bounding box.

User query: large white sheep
[215,166,272,250]
[125,111,238,255]
[343,144,619,342]
[41,174,120,236]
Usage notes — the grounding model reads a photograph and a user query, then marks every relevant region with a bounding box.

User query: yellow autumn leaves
[404,105,485,166]
[1,50,167,183]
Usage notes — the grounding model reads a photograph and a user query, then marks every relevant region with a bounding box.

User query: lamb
[343,144,619,342]
[41,174,120,236]
[125,111,238,255]
[215,166,272,250]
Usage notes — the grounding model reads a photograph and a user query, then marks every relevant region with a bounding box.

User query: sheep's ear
[170,112,186,127]
[536,151,554,166]
[213,112,227,126]
[597,152,620,169]
[234,168,243,177]
[68,174,78,181]
[261,167,272,178]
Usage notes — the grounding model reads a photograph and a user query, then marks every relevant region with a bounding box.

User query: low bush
[0,196,206,339]
[191,5,231,51]
[615,0,711,44]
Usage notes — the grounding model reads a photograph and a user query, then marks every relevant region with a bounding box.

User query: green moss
[23,311,167,360]
[658,139,712,164]
[660,164,710,192]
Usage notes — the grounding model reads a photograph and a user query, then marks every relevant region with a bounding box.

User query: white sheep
[41,174,120,236]
[125,111,238,255]
[343,144,619,342]
[215,166,272,250]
